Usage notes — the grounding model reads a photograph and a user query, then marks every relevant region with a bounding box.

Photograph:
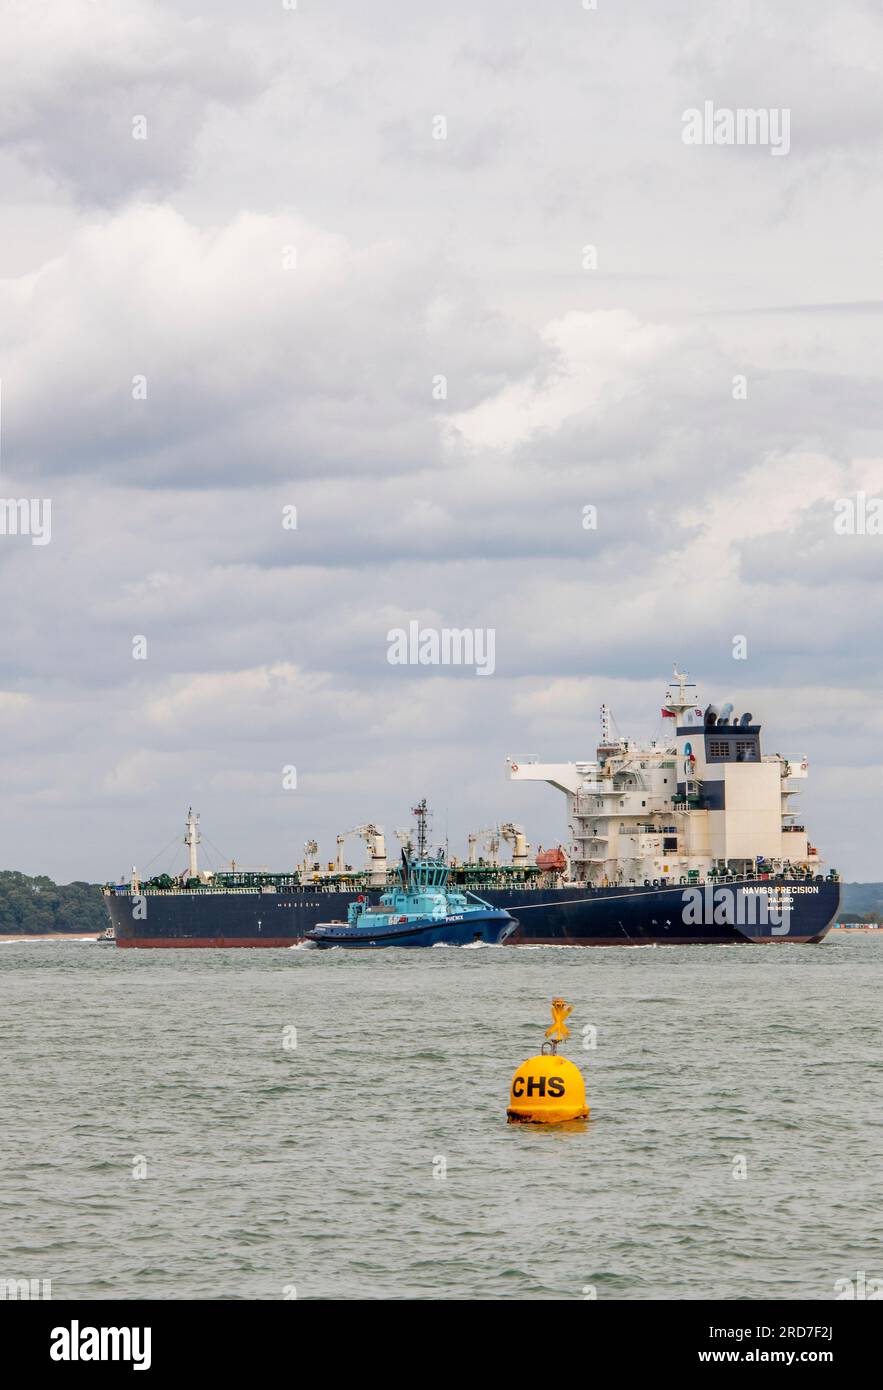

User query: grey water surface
[2,936,881,1300]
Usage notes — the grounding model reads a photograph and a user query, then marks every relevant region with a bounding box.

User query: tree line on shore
[0,871,107,934]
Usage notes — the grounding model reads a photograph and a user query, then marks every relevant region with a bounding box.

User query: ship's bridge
[702,724,762,763]
[407,857,450,890]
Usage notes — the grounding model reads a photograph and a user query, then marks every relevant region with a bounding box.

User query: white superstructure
[507,668,818,887]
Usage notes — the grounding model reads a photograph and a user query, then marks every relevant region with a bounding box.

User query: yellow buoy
[507,998,590,1124]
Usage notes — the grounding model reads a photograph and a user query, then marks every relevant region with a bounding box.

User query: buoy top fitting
[545,998,573,1048]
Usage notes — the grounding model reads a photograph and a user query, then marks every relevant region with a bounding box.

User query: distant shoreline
[0,932,102,942]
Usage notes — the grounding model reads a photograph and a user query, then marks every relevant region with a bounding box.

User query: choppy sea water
[1,936,881,1301]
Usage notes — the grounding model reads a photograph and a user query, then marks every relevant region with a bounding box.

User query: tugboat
[96,926,116,945]
[305,852,516,950]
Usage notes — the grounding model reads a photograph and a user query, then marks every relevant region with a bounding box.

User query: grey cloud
[1,208,540,487]
[2,0,883,882]
[2,6,268,206]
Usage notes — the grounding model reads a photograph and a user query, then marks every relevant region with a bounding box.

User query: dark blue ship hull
[106,878,839,947]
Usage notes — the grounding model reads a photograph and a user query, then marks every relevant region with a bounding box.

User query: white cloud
[145,663,328,730]
[446,311,682,452]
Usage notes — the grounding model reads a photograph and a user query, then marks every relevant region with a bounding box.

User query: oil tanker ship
[104,670,839,947]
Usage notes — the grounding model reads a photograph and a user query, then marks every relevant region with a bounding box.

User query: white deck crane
[467,827,501,866]
[335,824,388,886]
[500,822,530,866]
[300,840,319,875]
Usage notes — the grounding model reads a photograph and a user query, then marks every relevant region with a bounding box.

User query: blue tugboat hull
[306,908,515,950]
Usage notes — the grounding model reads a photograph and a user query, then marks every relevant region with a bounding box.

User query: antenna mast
[411,799,429,856]
[184,808,200,879]
[600,703,611,746]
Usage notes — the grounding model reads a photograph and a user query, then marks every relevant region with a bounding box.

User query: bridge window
[706,735,760,762]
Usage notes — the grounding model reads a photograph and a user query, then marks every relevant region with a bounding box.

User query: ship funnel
[739,712,753,727]
[718,702,734,725]
[704,704,719,726]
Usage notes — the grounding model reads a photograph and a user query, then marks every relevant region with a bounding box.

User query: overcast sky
[2,0,882,882]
